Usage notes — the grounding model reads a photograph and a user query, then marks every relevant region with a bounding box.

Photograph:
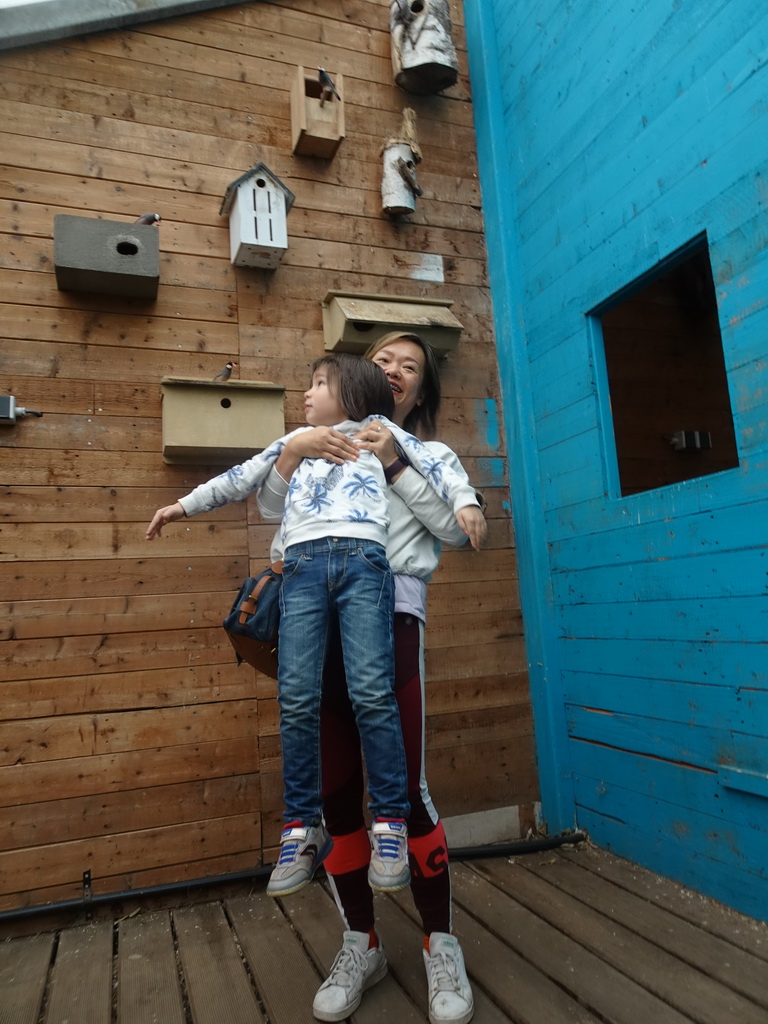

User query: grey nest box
[54,215,160,298]
[220,163,296,270]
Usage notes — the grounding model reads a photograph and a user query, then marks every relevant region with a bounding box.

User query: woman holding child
[259,333,483,1024]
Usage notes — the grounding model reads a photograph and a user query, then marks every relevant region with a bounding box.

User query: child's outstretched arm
[145,427,310,539]
[146,501,185,540]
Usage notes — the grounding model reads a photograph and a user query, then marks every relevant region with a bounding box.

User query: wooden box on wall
[161,378,285,464]
[54,214,160,298]
[322,291,463,356]
[291,65,345,159]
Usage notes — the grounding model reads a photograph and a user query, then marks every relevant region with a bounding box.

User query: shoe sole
[428,1003,474,1024]
[267,874,314,898]
[368,865,411,893]
[368,876,411,893]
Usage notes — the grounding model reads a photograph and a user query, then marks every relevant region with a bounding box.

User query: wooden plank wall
[0,0,536,912]
[465,0,768,921]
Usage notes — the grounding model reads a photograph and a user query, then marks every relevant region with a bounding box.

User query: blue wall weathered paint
[465,0,768,921]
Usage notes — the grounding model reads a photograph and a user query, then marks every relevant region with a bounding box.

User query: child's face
[304,368,346,426]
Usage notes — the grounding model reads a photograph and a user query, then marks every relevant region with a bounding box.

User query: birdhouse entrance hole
[116,241,139,256]
[303,79,324,101]
[591,233,739,496]
[221,398,232,408]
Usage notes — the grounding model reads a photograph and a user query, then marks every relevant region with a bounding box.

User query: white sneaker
[423,933,474,1024]
[266,821,333,897]
[367,818,411,892]
[313,930,388,1021]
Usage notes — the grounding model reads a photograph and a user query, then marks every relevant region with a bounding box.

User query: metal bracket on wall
[82,869,93,919]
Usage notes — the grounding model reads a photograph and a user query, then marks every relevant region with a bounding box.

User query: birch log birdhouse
[381,108,423,218]
[390,0,459,95]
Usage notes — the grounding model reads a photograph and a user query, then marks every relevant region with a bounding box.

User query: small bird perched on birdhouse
[318,67,340,106]
[135,212,161,225]
[213,361,237,382]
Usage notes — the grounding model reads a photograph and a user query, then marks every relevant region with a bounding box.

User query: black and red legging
[320,612,452,936]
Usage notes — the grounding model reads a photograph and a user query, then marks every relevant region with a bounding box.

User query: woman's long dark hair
[364,332,441,439]
[310,353,394,421]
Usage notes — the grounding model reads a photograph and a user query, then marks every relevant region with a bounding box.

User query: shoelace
[428,950,460,992]
[326,945,368,987]
[374,833,405,860]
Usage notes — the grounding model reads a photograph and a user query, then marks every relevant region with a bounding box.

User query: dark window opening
[593,236,739,496]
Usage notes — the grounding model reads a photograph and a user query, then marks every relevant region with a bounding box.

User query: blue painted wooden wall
[464,0,768,921]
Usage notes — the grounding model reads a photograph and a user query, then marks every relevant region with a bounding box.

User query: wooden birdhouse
[290,66,345,159]
[53,215,159,298]
[219,164,295,269]
[160,377,285,465]
[381,108,423,218]
[390,0,459,95]
[322,291,463,357]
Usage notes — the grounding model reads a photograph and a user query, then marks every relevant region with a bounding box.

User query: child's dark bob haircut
[310,353,394,421]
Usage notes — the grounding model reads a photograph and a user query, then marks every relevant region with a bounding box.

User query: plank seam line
[221,898,270,1020]
[169,908,195,1024]
[111,921,119,1024]
[37,929,61,1024]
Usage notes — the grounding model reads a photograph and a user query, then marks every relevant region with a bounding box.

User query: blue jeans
[277,537,409,826]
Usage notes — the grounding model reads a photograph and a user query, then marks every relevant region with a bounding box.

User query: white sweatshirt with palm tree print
[177,416,479,551]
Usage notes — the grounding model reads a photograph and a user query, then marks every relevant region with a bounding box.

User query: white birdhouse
[219,163,295,269]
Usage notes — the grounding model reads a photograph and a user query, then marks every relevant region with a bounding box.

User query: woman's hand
[276,426,360,478]
[290,426,360,463]
[456,505,488,551]
[354,421,399,468]
[146,502,185,540]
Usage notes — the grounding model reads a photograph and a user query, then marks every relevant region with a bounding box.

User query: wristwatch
[384,457,408,482]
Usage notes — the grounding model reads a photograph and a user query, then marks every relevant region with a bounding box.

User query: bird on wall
[318,67,340,106]
[213,361,237,382]
[135,212,161,225]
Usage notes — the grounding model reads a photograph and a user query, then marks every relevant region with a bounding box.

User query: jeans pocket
[282,553,306,582]
[356,543,391,578]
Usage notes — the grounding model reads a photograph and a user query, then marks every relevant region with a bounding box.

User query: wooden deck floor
[2,844,767,1024]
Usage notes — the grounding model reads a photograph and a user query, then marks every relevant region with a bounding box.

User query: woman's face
[369,339,425,428]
